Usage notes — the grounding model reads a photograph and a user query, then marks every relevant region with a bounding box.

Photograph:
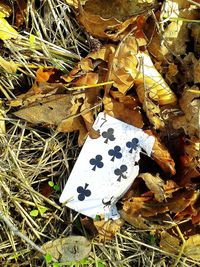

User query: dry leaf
[14,94,75,125]
[42,236,91,262]
[0,56,17,73]
[78,0,154,41]
[94,218,124,242]
[123,196,168,217]
[103,94,144,128]
[57,116,88,146]
[184,234,200,260]
[138,173,165,202]
[173,86,200,138]
[136,52,177,105]
[160,231,180,254]
[145,130,176,175]
[0,16,19,40]
[35,67,55,83]
[108,35,139,94]
[119,209,151,230]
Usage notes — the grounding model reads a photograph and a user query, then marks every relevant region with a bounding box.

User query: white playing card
[60,112,155,220]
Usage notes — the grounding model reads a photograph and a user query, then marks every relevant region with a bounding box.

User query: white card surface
[60,113,155,220]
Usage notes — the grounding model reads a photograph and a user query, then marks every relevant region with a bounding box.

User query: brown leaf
[35,67,56,83]
[108,35,139,93]
[103,93,144,128]
[77,0,153,41]
[123,196,168,218]
[94,218,124,242]
[138,173,165,202]
[57,116,88,146]
[119,209,151,230]
[14,94,74,125]
[145,130,176,175]
[172,86,200,138]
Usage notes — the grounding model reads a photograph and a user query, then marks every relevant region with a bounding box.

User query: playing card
[60,112,155,220]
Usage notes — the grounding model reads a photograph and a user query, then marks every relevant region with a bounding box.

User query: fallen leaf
[103,94,144,128]
[145,130,176,175]
[184,234,200,260]
[138,173,165,202]
[57,116,88,146]
[108,35,139,94]
[160,231,181,254]
[78,0,154,41]
[173,86,200,138]
[42,236,91,262]
[35,67,56,83]
[0,56,18,73]
[119,209,151,230]
[0,17,19,40]
[14,94,75,125]
[94,218,124,242]
[82,0,154,21]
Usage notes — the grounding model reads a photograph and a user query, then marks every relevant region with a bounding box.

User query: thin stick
[0,211,45,254]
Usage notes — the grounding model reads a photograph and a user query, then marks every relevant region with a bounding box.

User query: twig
[0,211,45,254]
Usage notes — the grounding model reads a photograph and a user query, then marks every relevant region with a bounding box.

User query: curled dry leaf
[145,130,176,175]
[103,92,144,128]
[122,189,197,219]
[160,0,199,59]
[173,86,200,138]
[35,67,56,83]
[138,173,165,202]
[94,218,124,242]
[108,35,140,94]
[42,235,91,262]
[77,0,154,41]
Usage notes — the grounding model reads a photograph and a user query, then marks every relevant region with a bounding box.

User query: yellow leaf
[0,17,19,40]
[160,231,180,254]
[0,56,18,73]
[136,51,177,105]
[184,234,200,260]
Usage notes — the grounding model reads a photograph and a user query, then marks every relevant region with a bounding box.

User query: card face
[60,112,155,220]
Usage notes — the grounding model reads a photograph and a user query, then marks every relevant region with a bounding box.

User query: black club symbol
[108,146,122,161]
[89,155,104,171]
[102,128,115,144]
[126,138,139,153]
[114,165,128,182]
[77,183,91,201]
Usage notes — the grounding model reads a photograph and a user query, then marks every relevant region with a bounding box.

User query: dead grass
[0,0,199,267]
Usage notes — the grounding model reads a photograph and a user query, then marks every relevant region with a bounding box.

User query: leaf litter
[0,0,200,266]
